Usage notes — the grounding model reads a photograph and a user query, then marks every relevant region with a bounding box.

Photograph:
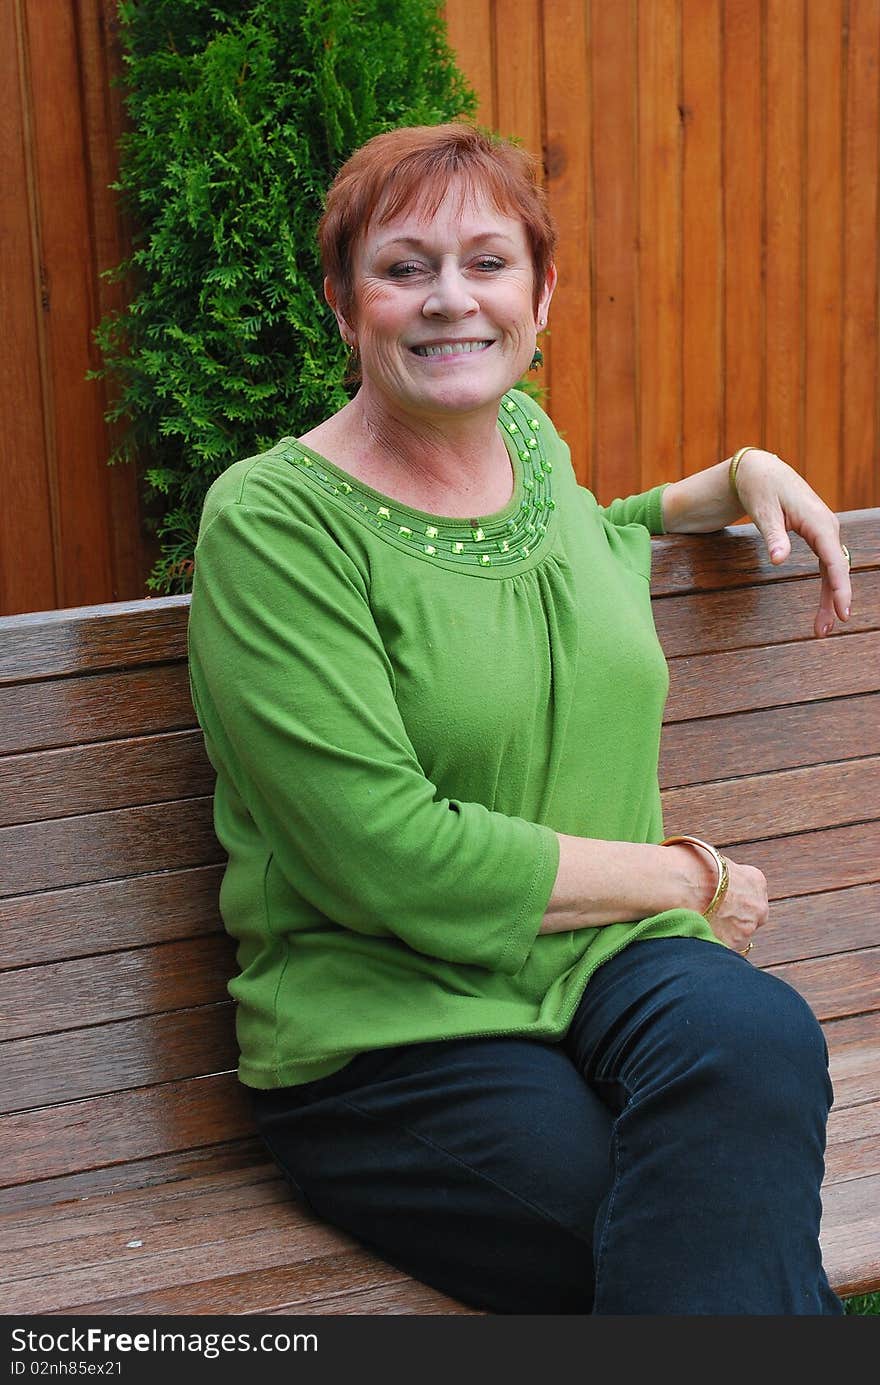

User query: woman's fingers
[743,459,853,636]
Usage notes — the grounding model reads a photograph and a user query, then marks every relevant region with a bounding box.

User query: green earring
[530,346,544,370]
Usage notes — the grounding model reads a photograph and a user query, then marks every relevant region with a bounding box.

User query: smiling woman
[186,122,848,1316]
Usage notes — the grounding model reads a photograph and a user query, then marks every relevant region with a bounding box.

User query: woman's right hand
[705,856,770,954]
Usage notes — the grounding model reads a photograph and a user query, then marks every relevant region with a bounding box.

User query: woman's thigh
[250,1036,615,1314]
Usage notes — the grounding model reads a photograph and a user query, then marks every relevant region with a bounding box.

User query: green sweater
[188,389,721,1088]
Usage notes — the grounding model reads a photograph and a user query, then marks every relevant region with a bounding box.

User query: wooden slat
[653,570,880,658]
[590,0,639,504]
[825,1011,880,1109]
[649,509,880,597]
[727,821,880,901]
[0,729,214,826]
[722,0,763,452]
[0,864,224,969]
[442,0,495,129]
[825,1101,880,1179]
[764,0,804,464]
[0,596,189,684]
[0,796,223,898]
[637,0,681,490]
[62,1253,468,1317]
[0,0,56,617]
[0,1185,353,1315]
[74,0,143,604]
[0,1137,264,1216]
[541,0,591,481]
[0,936,235,1042]
[664,629,880,722]
[765,947,880,1025]
[681,0,723,477]
[0,1002,237,1114]
[660,694,880,788]
[819,1173,880,1297]
[0,661,195,755]
[749,883,880,969]
[661,754,880,845]
[804,0,844,510]
[0,1072,251,1189]
[24,0,112,609]
[843,0,880,509]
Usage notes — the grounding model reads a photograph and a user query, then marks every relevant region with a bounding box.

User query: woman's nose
[422,265,479,319]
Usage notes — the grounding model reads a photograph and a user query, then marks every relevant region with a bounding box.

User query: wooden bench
[2,513,879,1315]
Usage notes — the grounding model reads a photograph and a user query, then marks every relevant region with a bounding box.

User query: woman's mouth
[410,340,494,358]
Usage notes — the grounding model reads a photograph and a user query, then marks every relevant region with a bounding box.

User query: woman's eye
[474,257,505,271]
[388,262,423,278]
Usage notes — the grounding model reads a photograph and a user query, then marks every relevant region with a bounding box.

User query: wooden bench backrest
[2,512,878,1212]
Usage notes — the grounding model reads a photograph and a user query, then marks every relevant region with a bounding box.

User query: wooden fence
[2,0,879,615]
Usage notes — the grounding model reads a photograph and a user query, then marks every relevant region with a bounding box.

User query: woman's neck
[313,390,514,515]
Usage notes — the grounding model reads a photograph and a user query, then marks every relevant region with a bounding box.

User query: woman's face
[331,182,556,421]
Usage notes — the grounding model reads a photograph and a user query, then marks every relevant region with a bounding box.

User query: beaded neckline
[278,392,557,573]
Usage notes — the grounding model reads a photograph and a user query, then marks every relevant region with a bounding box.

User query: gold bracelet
[729,445,759,506]
[661,834,730,920]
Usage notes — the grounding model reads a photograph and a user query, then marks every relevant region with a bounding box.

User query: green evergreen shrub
[94,0,477,592]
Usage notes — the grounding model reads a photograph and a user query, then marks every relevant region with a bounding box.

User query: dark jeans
[250,937,844,1315]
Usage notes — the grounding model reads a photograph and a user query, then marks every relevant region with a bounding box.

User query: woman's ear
[537,263,558,328]
[324,276,357,347]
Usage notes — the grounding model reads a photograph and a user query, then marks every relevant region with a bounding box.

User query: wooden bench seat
[2,512,878,1314]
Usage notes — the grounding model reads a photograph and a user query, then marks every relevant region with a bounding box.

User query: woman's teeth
[412,341,492,356]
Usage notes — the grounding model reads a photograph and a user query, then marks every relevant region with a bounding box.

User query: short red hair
[319,123,557,323]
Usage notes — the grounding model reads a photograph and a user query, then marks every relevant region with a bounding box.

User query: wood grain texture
[804,0,844,509]
[0,796,223,898]
[661,754,880,844]
[842,0,880,508]
[0,596,190,683]
[0,0,56,615]
[681,0,723,477]
[764,0,804,463]
[0,1003,238,1114]
[0,935,236,1042]
[0,662,195,756]
[541,0,591,475]
[24,0,113,610]
[660,693,880,788]
[590,0,640,504]
[0,864,224,969]
[721,0,763,452]
[0,729,215,826]
[638,0,681,489]
[1,1072,251,1189]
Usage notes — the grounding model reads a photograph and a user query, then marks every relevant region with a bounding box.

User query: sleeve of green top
[598,483,670,535]
[188,498,560,976]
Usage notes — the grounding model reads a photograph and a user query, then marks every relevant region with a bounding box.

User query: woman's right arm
[542,833,769,954]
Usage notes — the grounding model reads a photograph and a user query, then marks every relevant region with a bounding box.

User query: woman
[187,124,851,1315]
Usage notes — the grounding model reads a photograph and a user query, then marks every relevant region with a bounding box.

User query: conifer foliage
[95,0,476,591]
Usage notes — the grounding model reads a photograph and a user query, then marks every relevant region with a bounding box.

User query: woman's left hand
[733,449,853,638]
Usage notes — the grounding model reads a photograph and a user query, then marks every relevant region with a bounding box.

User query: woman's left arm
[660,448,853,639]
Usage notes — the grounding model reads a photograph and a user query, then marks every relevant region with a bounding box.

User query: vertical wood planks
[682,0,724,476]
[591,0,640,502]
[637,0,682,487]
[74,0,143,603]
[764,0,804,467]
[1,0,57,615]
[843,0,880,508]
[542,0,591,478]
[24,0,114,610]
[443,0,496,129]
[804,0,844,507]
[722,0,763,455]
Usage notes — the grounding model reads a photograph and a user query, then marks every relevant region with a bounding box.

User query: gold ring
[841,543,851,569]
[737,941,753,956]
